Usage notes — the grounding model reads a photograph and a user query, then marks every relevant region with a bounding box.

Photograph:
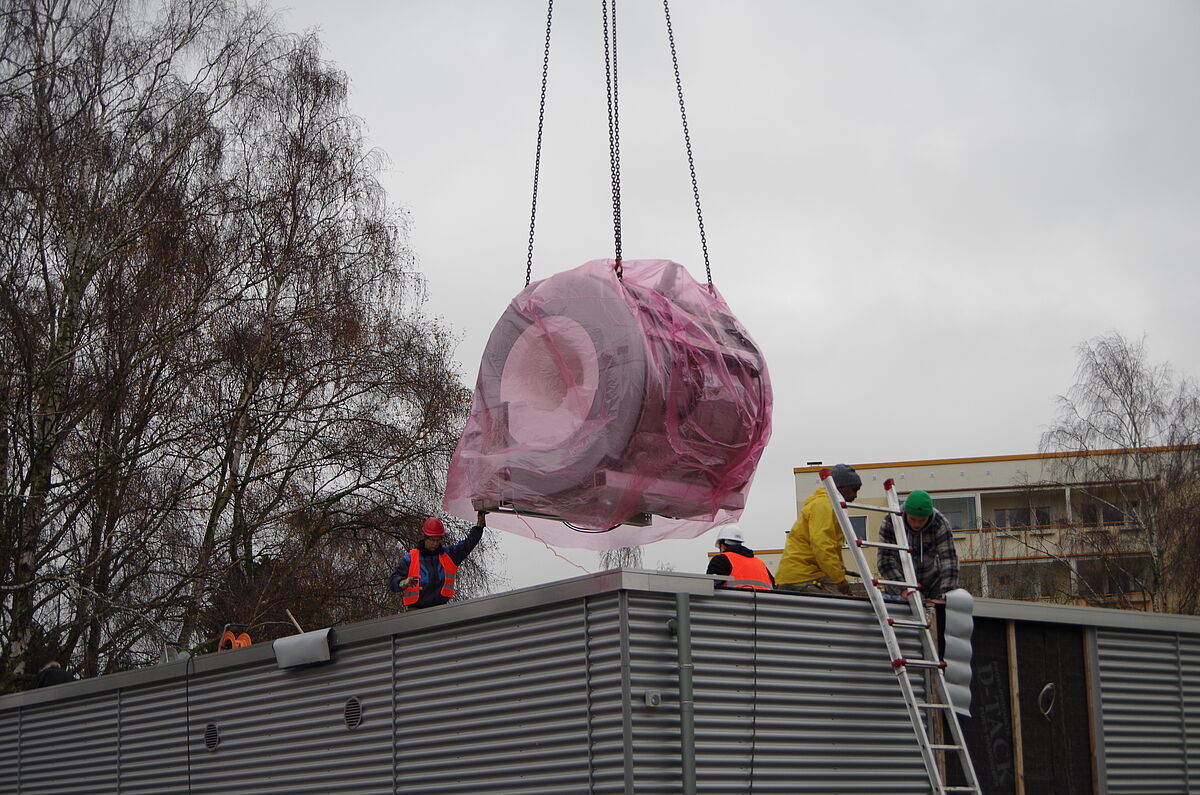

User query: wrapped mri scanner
[444,259,772,550]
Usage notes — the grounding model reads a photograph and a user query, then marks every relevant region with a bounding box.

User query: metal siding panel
[1097,629,1187,793]
[15,692,119,793]
[118,679,189,792]
[0,708,18,795]
[626,593,686,794]
[586,592,632,795]
[394,601,592,794]
[186,637,394,794]
[687,591,931,794]
[1182,635,1200,792]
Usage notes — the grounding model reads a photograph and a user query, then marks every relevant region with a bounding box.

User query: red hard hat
[422,517,445,537]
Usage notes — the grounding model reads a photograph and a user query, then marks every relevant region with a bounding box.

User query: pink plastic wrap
[444,259,772,550]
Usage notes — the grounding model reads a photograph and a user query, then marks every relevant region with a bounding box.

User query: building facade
[773,450,1189,610]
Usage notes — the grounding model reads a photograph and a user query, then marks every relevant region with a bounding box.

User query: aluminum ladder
[819,469,982,795]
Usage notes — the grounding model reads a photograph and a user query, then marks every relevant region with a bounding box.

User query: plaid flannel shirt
[878,510,961,599]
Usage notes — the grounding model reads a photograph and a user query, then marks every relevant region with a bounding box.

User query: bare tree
[1041,332,1200,613]
[0,0,484,690]
[599,546,643,570]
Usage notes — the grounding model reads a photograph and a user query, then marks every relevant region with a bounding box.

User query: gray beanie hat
[831,463,862,489]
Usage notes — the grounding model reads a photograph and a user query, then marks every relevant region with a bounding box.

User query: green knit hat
[903,490,934,517]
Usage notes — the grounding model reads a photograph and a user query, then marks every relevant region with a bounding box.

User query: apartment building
[761,449,1182,610]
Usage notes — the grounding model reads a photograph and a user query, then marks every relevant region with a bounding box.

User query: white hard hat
[717,524,744,544]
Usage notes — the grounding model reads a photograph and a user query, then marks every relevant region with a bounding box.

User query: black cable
[563,520,620,533]
[525,0,555,287]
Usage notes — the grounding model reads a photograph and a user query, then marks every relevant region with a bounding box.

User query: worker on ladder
[877,490,962,600]
[775,464,861,595]
[706,525,774,590]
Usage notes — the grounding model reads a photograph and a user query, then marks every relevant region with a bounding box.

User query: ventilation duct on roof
[272,627,334,669]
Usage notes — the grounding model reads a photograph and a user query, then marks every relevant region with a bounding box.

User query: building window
[1076,554,1151,596]
[1079,501,1139,526]
[933,496,976,530]
[993,506,1051,530]
[985,559,1072,600]
[849,515,867,542]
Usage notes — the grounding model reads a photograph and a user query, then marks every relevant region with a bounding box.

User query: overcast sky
[279,0,1200,590]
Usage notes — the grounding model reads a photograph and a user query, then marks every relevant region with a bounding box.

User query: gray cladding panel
[1096,629,1196,794]
[6,571,1200,795]
[0,707,17,795]
[585,592,632,795]
[687,591,930,795]
[186,637,394,794]
[626,593,688,794]
[118,679,189,793]
[14,692,119,793]
[1183,636,1200,791]
[394,600,595,795]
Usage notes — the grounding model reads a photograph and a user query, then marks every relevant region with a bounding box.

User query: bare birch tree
[1040,332,1200,613]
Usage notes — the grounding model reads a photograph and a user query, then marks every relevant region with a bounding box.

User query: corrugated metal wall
[0,705,16,793]
[4,691,119,793]
[118,679,189,793]
[394,598,601,794]
[684,590,932,795]
[6,576,1200,794]
[587,592,638,795]
[187,636,394,793]
[1096,629,1200,794]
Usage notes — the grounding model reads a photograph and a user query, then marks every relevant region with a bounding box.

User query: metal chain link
[662,0,712,289]
[525,0,555,287]
[601,0,623,277]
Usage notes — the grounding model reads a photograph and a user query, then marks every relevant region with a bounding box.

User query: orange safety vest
[403,548,458,606]
[720,552,773,590]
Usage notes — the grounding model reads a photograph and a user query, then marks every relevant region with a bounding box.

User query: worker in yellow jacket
[776,464,862,595]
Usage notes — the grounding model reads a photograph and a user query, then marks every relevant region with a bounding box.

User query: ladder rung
[916,701,951,710]
[892,657,947,670]
[930,743,964,752]
[856,539,911,551]
[874,577,917,589]
[942,787,980,792]
[887,617,930,629]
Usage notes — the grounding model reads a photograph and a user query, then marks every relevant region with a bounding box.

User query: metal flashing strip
[974,597,1200,635]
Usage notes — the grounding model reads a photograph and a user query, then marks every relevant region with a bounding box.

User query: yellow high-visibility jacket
[775,487,846,586]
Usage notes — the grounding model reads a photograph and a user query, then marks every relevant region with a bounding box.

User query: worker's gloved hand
[836,580,852,596]
[397,576,417,590]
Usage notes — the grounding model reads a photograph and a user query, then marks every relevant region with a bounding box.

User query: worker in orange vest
[389,511,487,609]
[706,525,774,590]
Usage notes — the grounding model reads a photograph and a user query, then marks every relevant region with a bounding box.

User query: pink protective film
[444,258,773,551]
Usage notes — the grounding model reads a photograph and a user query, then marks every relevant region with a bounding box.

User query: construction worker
[775,463,862,595]
[706,525,774,590]
[389,511,486,609]
[877,490,961,600]
[34,660,78,688]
